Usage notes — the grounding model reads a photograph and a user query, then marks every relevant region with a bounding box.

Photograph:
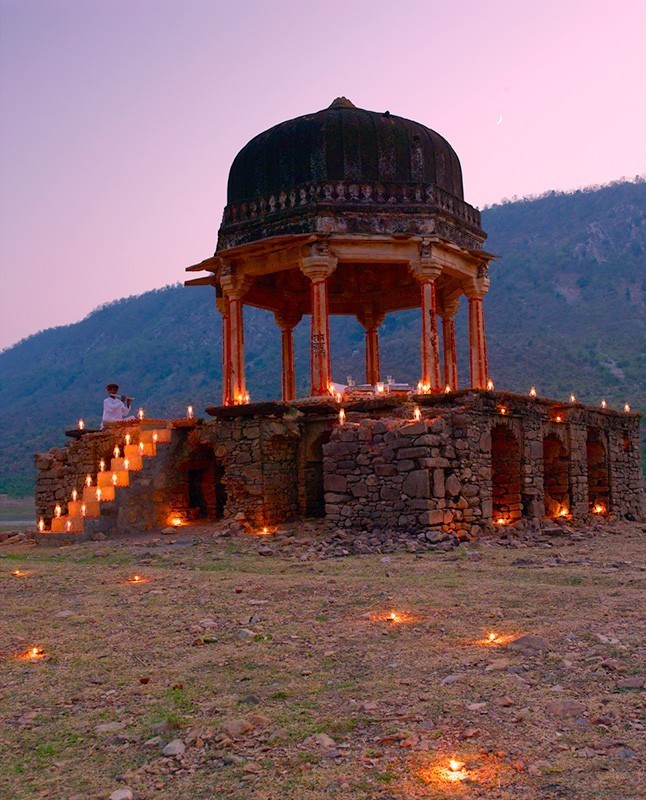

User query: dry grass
[1,521,644,800]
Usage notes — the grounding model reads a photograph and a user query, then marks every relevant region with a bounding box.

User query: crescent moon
[496,115,503,125]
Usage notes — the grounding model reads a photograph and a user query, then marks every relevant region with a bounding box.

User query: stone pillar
[420,278,442,392]
[215,294,232,406]
[274,310,302,402]
[300,244,337,397]
[464,270,490,390]
[220,264,251,404]
[439,297,459,391]
[357,308,385,386]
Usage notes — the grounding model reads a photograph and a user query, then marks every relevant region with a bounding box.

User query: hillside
[0,179,643,496]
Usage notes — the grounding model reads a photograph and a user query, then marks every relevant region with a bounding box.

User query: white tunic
[101,396,134,428]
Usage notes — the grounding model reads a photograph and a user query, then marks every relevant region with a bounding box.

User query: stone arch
[586,429,610,514]
[300,425,332,518]
[491,424,522,523]
[543,433,570,518]
[178,444,226,521]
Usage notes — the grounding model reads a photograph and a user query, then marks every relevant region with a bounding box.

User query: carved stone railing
[221,180,482,230]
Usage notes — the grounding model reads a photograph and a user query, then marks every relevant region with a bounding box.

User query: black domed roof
[227,98,464,205]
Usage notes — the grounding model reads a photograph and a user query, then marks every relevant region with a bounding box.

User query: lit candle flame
[152,432,158,443]
[335,391,342,403]
[26,646,45,660]
[570,394,576,403]
[81,504,87,517]
[555,415,562,423]
[496,517,506,525]
[125,433,131,445]
[444,384,451,393]
[78,419,85,430]
[85,474,92,487]
[449,758,465,773]
[592,502,605,514]
[11,569,26,577]
[624,403,631,413]
[499,406,507,415]
[187,405,194,419]
[38,518,44,532]
[488,631,497,642]
[486,379,494,391]
[65,519,72,532]
[601,399,607,409]
[124,458,130,470]
[96,488,102,501]
[413,406,421,422]
[339,408,346,425]
[244,391,250,403]
[71,488,78,502]
[113,445,120,458]
[99,459,105,472]
[375,381,385,394]
[138,408,144,420]
[171,517,182,526]
[558,507,568,517]
[139,442,145,454]
[529,386,537,397]
[54,504,61,518]
[111,472,118,486]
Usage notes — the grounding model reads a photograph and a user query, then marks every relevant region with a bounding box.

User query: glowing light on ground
[78,419,85,430]
[591,502,606,515]
[11,569,29,577]
[18,646,46,661]
[339,408,346,424]
[125,575,150,584]
[624,403,631,412]
[486,379,494,391]
[413,406,421,421]
[529,386,537,397]
[369,610,419,624]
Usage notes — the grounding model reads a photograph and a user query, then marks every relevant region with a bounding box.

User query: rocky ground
[1,519,644,799]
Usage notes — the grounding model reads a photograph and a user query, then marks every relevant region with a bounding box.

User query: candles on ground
[78,419,85,430]
[11,569,28,577]
[187,405,194,419]
[488,631,498,642]
[138,408,145,420]
[54,504,62,518]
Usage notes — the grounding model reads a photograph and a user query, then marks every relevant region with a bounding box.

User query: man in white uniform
[101,383,135,429]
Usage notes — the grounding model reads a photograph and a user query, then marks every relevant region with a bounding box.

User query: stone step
[140,429,171,444]
[51,516,84,533]
[68,500,100,518]
[125,442,156,457]
[82,485,115,502]
[97,470,129,488]
[111,455,143,471]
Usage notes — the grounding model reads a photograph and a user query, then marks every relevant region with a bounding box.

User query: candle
[81,504,87,517]
[486,379,494,391]
[624,403,631,412]
[78,419,85,430]
[244,391,250,403]
[499,406,508,415]
[124,458,130,470]
[139,442,145,455]
[375,381,385,394]
[125,433,131,445]
[38,518,44,532]
[96,488,102,501]
[113,445,120,458]
[413,406,421,422]
[99,459,105,472]
[444,384,451,393]
[65,519,72,532]
[152,432,158,444]
[570,394,576,403]
[335,391,342,403]
[54,504,61,518]
[111,472,118,487]
[187,405,194,419]
[529,386,537,397]
[601,399,607,409]
[71,488,78,502]
[85,474,92,487]
[339,408,346,425]
[138,408,144,420]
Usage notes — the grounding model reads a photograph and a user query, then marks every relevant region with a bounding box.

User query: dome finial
[329,97,355,109]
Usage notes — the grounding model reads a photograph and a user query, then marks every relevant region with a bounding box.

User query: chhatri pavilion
[34,99,641,542]
[186,98,494,403]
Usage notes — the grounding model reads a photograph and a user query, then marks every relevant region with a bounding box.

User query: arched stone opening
[587,429,610,514]
[491,424,522,524]
[301,426,332,518]
[179,445,226,521]
[543,433,570,518]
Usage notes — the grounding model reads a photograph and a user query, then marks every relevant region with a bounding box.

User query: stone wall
[34,392,642,538]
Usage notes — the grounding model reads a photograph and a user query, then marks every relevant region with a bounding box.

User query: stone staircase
[44,426,172,541]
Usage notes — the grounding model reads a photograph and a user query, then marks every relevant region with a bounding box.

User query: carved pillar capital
[299,241,338,282]
[462,265,490,299]
[220,263,252,299]
[438,293,460,320]
[274,309,303,331]
[356,307,386,331]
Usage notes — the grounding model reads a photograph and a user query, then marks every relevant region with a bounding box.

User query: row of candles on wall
[77,406,195,431]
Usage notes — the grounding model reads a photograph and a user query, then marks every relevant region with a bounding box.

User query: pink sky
[1,0,644,350]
